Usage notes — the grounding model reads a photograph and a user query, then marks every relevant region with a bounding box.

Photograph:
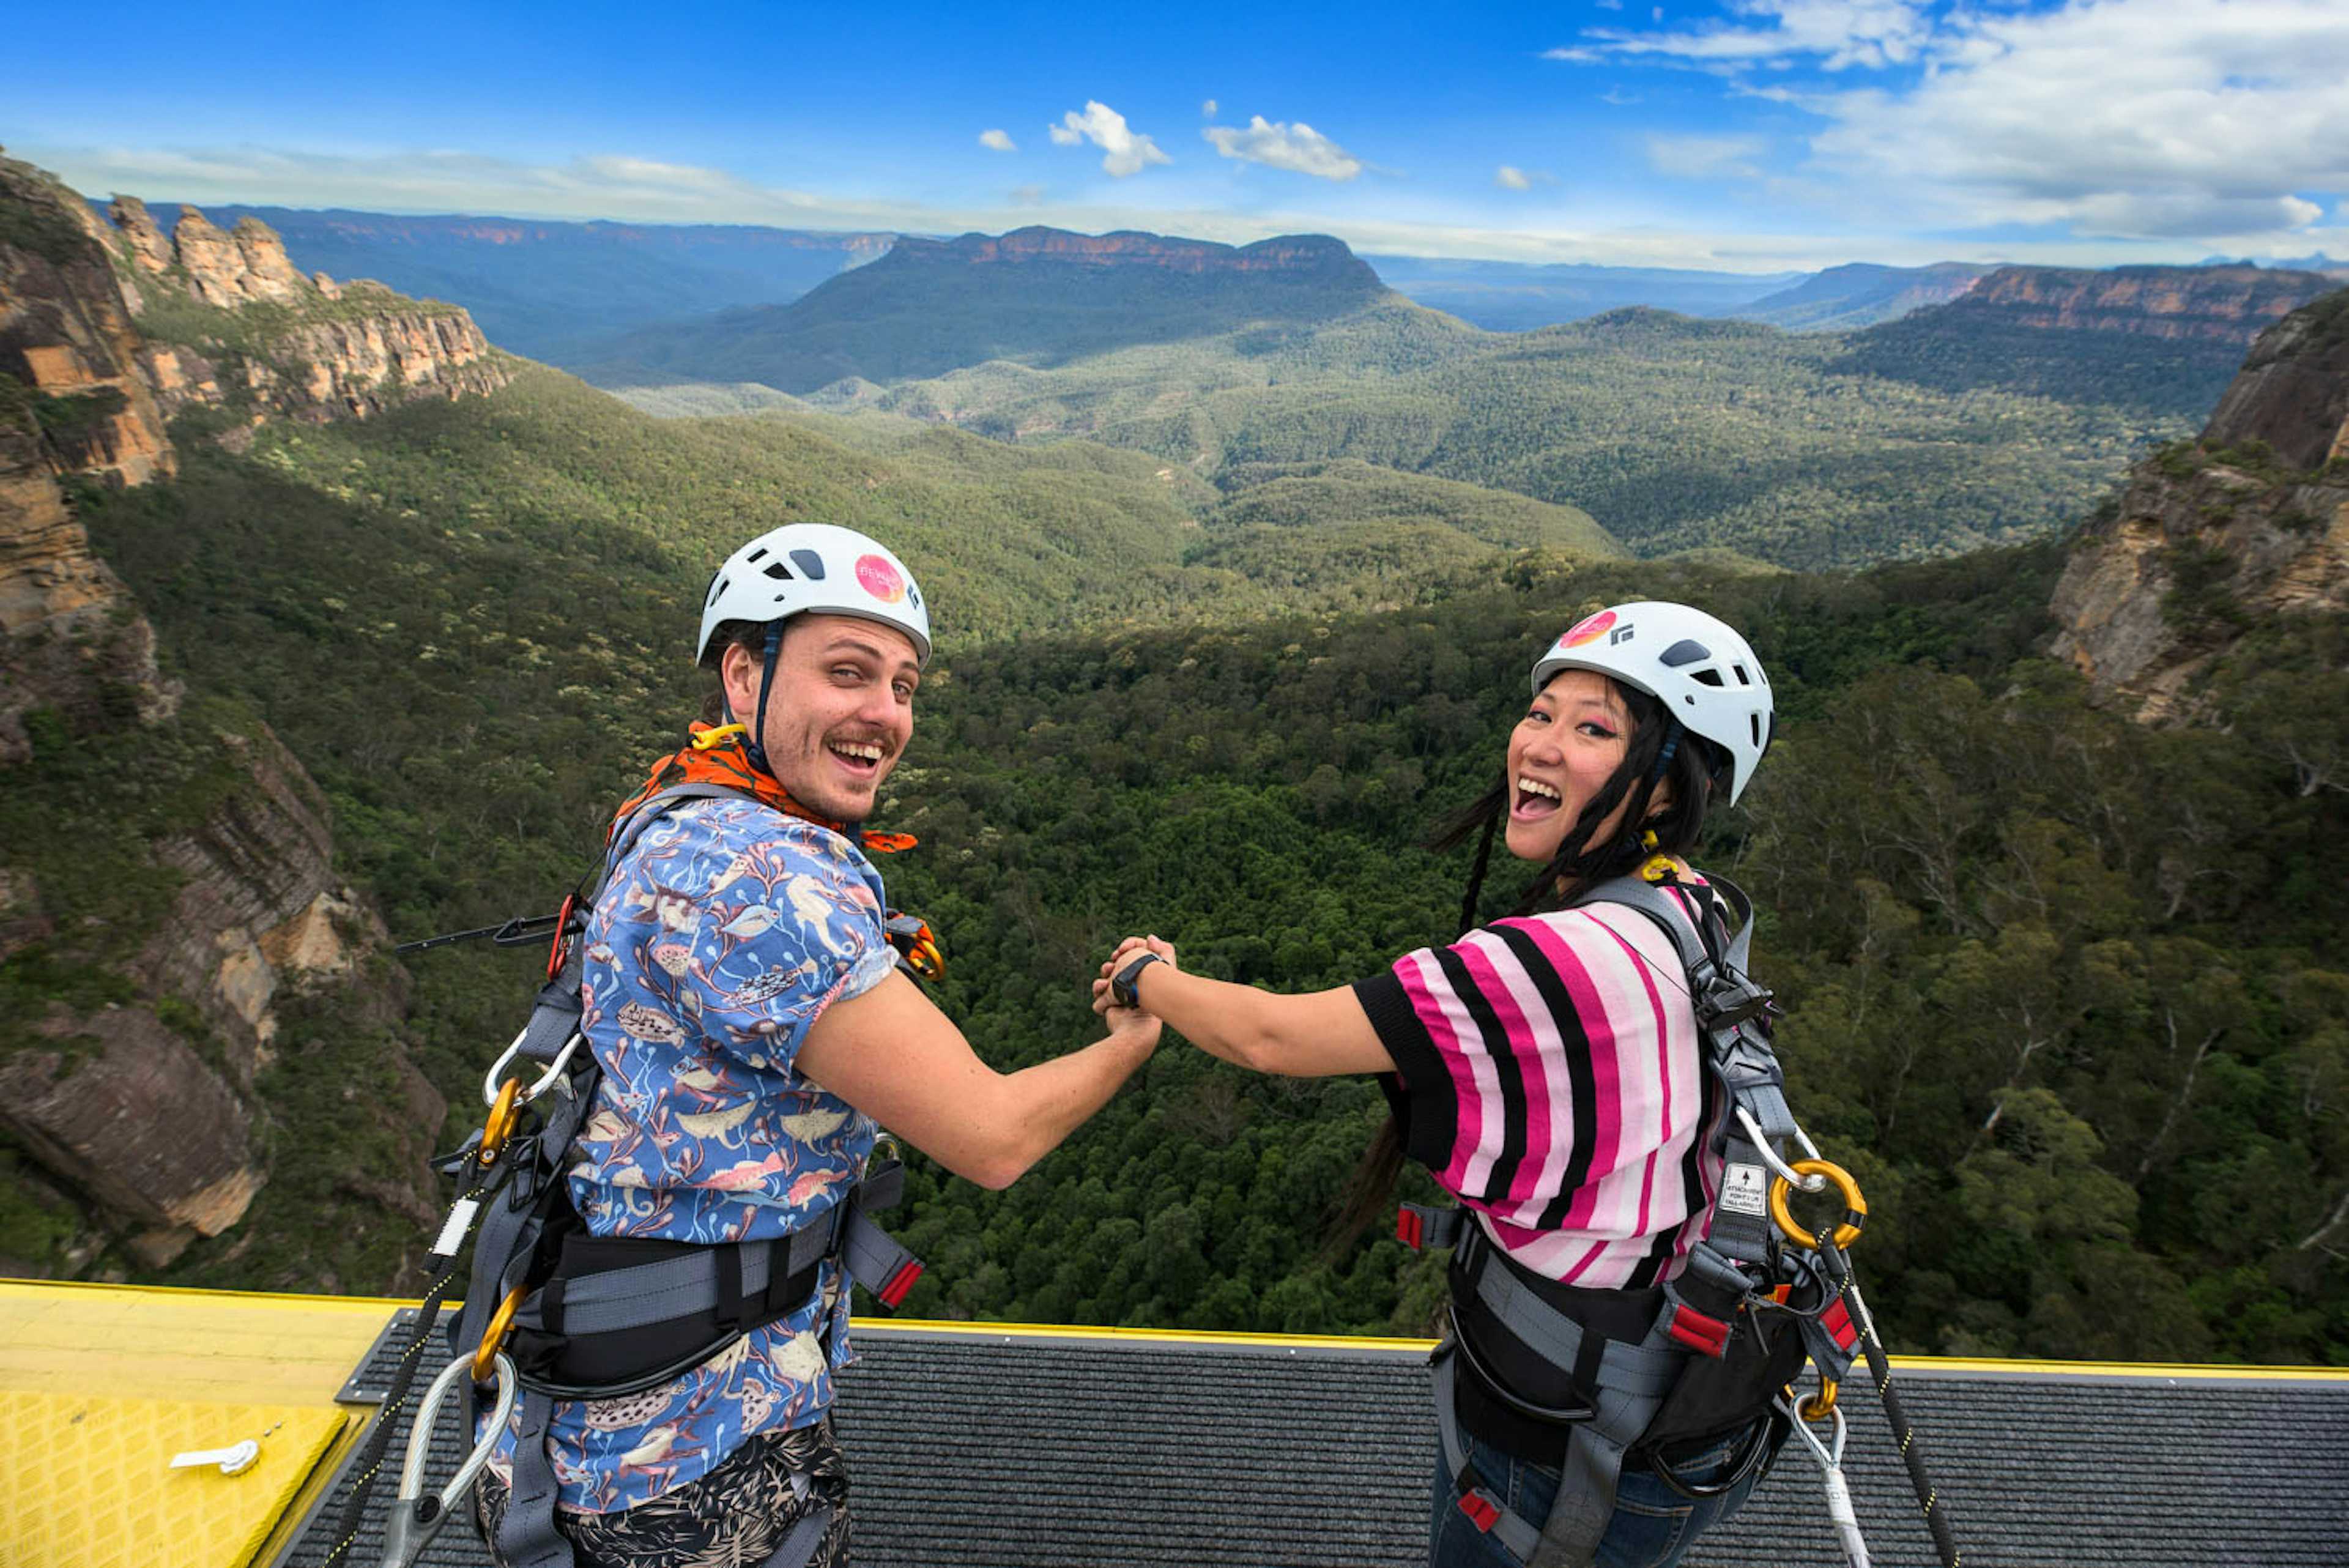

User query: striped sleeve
[1353,910,1700,1233]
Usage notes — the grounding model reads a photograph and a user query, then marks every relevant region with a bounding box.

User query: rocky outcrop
[0,157,177,763]
[0,151,454,1276]
[2051,287,2349,719]
[169,207,309,308]
[1949,264,2336,345]
[2,1006,264,1267]
[2201,290,2349,472]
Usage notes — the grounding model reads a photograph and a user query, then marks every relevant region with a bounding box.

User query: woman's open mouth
[1513,775,1562,820]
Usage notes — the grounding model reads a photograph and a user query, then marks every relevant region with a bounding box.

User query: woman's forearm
[1119,956,1396,1078]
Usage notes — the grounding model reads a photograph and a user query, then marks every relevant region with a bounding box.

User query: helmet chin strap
[741,624,784,778]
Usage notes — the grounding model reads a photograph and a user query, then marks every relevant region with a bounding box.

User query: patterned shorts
[475,1415,850,1568]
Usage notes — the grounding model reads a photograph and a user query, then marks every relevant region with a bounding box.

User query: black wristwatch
[1110,951,1165,1009]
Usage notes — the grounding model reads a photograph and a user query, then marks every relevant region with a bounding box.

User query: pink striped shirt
[1354,884,1730,1291]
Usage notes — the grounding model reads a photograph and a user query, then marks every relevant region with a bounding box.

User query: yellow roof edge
[860,1318,2349,1380]
[0,1276,410,1314]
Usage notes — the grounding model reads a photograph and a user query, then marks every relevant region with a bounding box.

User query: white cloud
[1201,116,1365,180]
[1202,98,1219,117]
[1495,165,1560,190]
[1047,101,1170,177]
[1646,133,1770,179]
[1543,0,2349,247]
[978,129,1016,153]
[1600,87,1643,106]
[1801,0,2349,241]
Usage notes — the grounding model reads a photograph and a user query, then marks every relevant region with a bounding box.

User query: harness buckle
[1398,1208,1425,1250]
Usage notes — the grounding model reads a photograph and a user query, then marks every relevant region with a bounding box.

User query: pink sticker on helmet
[855,554,905,603]
[1559,609,1616,649]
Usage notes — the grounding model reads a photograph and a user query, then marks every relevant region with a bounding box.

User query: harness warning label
[1720,1163,1769,1217]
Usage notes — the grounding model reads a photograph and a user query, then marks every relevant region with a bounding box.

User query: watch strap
[1111,951,1163,1009]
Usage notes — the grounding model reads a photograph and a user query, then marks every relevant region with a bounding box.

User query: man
[475,523,1160,1568]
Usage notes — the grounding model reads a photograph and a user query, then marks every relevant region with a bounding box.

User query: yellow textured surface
[0,1279,398,1402]
[0,1391,350,1568]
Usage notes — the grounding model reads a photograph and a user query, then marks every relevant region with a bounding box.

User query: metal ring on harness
[479,1079,523,1165]
[473,1285,526,1384]
[481,1030,585,1109]
[1769,1159,1867,1251]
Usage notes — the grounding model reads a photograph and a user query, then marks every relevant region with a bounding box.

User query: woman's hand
[1093,935,1179,1019]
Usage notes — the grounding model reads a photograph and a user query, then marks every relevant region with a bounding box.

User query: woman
[1094,601,1778,1568]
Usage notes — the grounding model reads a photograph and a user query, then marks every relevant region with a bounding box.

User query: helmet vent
[745,547,768,563]
[790,549,827,579]
[1732,663,1752,686]
[1691,669,1726,688]
[1752,713,1764,748]
[1659,639,1712,668]
[762,561,795,581]
[707,577,727,607]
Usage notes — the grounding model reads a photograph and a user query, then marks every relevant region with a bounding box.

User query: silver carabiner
[1738,1106,1829,1192]
[1775,1394,1869,1568]
[379,1350,520,1568]
[481,1030,585,1108]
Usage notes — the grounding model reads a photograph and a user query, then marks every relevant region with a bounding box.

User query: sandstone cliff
[1948,264,2337,345]
[0,152,453,1279]
[2050,287,2349,720]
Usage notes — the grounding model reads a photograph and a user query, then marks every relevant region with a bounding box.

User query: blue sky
[9,0,2345,272]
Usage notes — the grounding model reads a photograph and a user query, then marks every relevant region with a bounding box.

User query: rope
[318,1156,492,1568]
[1819,1238,1961,1568]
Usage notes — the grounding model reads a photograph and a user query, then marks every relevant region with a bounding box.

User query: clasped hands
[1091,934,1180,1024]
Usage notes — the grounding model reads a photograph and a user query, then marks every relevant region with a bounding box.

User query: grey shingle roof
[288,1315,2349,1568]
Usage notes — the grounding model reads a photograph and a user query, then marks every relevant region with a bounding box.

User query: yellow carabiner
[691,723,748,751]
[1800,1376,1840,1422]
[473,1285,526,1384]
[480,1077,522,1165]
[1768,1159,1868,1252]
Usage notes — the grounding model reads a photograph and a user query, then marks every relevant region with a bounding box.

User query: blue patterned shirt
[487,795,897,1512]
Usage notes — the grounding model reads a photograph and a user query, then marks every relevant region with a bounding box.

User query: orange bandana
[610,722,918,855]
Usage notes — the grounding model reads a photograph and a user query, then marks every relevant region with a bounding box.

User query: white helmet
[1531,601,1773,805]
[697,523,932,668]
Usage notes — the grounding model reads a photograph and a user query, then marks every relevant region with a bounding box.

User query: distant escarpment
[0,152,452,1282]
[2052,286,2349,721]
[1831,264,2336,423]
[579,225,1402,395]
[1948,264,2337,344]
[889,226,1379,283]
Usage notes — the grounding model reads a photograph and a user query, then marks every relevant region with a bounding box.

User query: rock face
[2202,291,2349,472]
[0,150,458,1276]
[0,156,177,762]
[2051,286,2349,719]
[1948,264,2337,345]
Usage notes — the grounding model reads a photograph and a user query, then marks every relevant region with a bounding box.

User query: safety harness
[355,746,937,1568]
[1401,868,1883,1568]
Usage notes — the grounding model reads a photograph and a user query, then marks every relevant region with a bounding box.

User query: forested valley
[31,353,2345,1367]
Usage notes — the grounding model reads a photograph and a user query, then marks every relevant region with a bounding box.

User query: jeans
[1427,1423,1772,1568]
